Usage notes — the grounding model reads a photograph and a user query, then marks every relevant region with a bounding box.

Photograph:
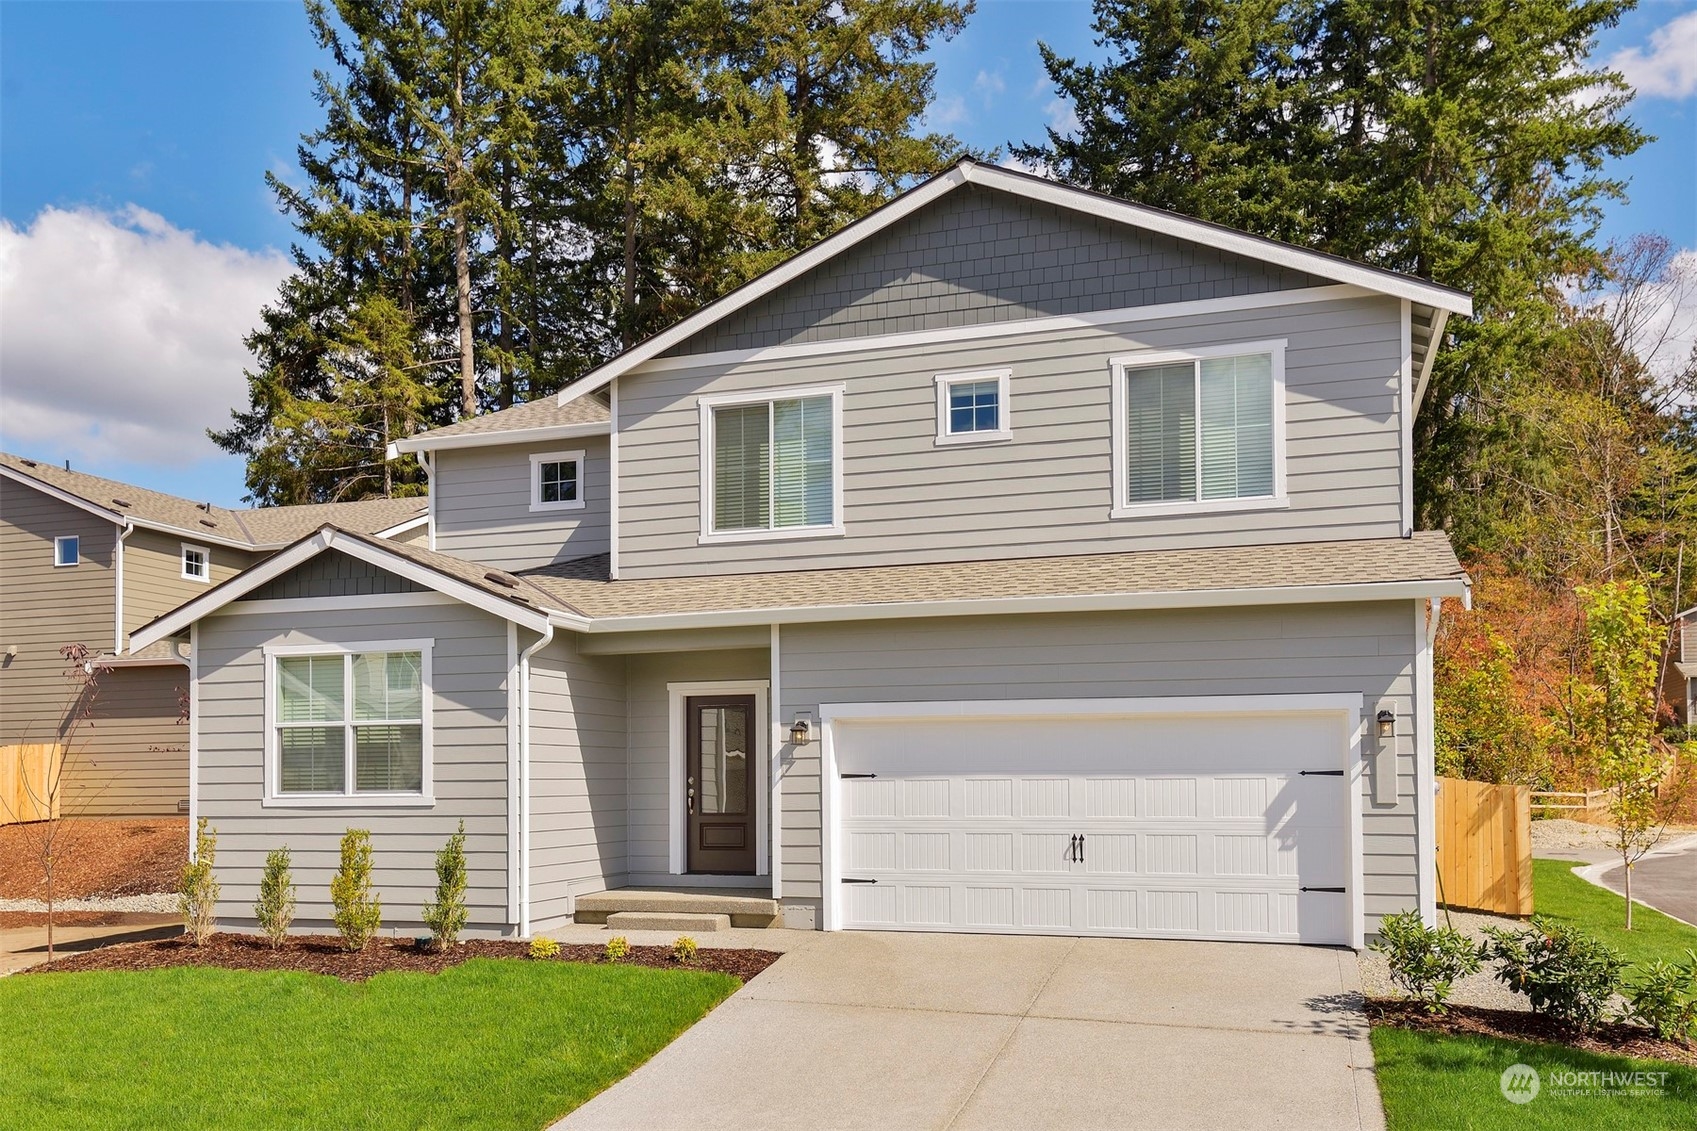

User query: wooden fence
[1436,776,1533,917]
[0,744,62,826]
[1531,787,1608,815]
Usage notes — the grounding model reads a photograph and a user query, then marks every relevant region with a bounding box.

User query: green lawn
[1530,857,1697,968]
[0,958,739,1131]
[1372,1027,1697,1131]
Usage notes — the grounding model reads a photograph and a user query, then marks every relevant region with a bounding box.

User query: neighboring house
[0,453,427,816]
[132,160,1473,949]
[1669,606,1696,726]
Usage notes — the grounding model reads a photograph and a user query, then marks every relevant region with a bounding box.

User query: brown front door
[686,695,757,874]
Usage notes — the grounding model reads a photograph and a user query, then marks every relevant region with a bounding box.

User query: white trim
[697,383,846,545]
[212,592,455,617]
[608,382,621,580]
[1412,309,1452,410]
[98,654,190,668]
[1107,339,1288,519]
[769,624,783,902]
[506,622,520,925]
[555,577,1474,635]
[53,534,80,567]
[818,693,1365,947]
[528,449,587,513]
[552,160,1468,411]
[1416,599,1439,925]
[392,419,610,455]
[933,368,1013,446]
[422,451,437,551]
[260,639,435,808]
[641,285,1374,377]
[1399,299,1414,538]
[180,542,212,583]
[517,625,554,937]
[666,680,771,878]
[129,528,557,652]
[373,513,430,540]
[186,622,199,856]
[0,464,259,550]
[114,521,134,651]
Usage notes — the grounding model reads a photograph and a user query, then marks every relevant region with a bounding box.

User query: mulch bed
[1369,999,1697,1068]
[25,932,781,983]
[0,818,187,899]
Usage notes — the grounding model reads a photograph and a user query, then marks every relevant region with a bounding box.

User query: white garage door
[833,711,1354,945]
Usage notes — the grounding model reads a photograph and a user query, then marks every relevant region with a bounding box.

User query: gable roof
[550,159,1472,413]
[0,452,428,550]
[391,391,609,455]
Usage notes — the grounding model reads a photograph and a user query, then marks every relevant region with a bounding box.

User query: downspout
[114,520,134,653]
[517,623,554,936]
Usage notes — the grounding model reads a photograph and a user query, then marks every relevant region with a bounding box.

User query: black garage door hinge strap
[841,877,877,884]
[840,773,878,779]
[1300,886,1346,893]
[1299,770,1346,776]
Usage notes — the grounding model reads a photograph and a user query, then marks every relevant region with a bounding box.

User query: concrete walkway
[556,931,1384,1131]
[0,914,180,975]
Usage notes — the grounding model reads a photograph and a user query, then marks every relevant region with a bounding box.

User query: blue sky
[2,0,1694,506]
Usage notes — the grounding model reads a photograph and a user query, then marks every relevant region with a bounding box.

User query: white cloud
[1609,10,1697,99]
[923,94,969,130]
[0,206,289,467]
[1045,97,1082,136]
[973,69,1006,104]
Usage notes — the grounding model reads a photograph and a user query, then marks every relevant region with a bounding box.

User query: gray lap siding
[434,437,611,570]
[195,602,514,936]
[776,601,1424,931]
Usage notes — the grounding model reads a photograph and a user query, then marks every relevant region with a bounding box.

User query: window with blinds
[274,649,426,797]
[711,393,836,534]
[1123,351,1276,507]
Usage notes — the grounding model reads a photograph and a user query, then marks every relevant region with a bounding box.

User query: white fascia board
[0,472,259,551]
[392,420,610,455]
[560,577,1472,635]
[129,529,558,652]
[98,654,190,668]
[1412,308,1452,411]
[554,166,973,408]
[820,692,1365,723]
[960,164,1474,317]
[373,513,430,539]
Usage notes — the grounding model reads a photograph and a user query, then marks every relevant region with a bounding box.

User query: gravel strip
[1361,908,1532,1011]
[0,893,177,914]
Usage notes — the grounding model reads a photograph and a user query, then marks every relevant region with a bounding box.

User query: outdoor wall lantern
[1376,709,1396,740]
[789,717,813,747]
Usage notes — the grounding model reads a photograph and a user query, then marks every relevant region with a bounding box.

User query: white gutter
[392,421,610,456]
[516,623,554,937]
[113,520,134,652]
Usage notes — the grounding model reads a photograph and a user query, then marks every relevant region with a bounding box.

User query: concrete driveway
[556,931,1384,1131]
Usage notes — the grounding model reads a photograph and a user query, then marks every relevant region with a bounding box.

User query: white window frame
[529,449,586,513]
[261,639,435,808]
[53,535,79,568]
[697,382,846,545]
[1108,338,1289,519]
[933,367,1013,446]
[180,542,211,583]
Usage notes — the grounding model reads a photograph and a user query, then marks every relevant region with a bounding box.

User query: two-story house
[0,453,427,816]
[1670,606,1696,726]
[131,161,1472,948]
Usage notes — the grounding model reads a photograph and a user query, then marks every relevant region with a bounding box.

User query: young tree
[1579,578,1679,929]
[180,817,221,946]
[420,820,468,950]
[330,827,383,951]
[254,846,298,949]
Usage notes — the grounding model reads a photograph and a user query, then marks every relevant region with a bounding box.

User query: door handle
[1078,834,1085,864]
[687,776,695,815]
[1069,834,1080,863]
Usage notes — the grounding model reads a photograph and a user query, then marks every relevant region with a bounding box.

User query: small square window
[181,543,211,582]
[934,370,1012,445]
[53,535,79,567]
[530,450,585,512]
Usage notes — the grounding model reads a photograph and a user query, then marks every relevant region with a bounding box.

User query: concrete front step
[574,887,782,929]
[605,911,733,933]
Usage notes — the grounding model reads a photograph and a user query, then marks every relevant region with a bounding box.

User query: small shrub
[604,935,629,964]
[672,935,699,965]
[1482,916,1628,1031]
[420,820,469,951]
[253,846,296,949]
[1369,911,1483,1013]
[1626,951,1697,1044]
[529,936,561,960]
[178,817,220,946]
[329,828,382,952]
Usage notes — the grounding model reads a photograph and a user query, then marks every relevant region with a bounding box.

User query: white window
[181,543,211,582]
[934,368,1012,445]
[698,384,844,543]
[53,535,79,567]
[263,641,433,806]
[1109,340,1287,517]
[529,450,585,512]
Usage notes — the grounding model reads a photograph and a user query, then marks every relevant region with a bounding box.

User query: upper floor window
[181,543,211,582]
[53,535,79,567]
[530,450,585,512]
[1110,341,1287,517]
[265,642,432,806]
[934,368,1012,445]
[699,384,844,543]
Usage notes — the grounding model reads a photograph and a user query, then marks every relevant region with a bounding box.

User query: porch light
[1376,710,1395,740]
[790,717,813,747]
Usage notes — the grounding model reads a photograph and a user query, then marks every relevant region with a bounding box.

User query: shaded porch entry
[687,694,757,874]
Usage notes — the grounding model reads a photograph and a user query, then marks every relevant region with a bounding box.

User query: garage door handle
[1300,886,1345,893]
[1078,834,1084,863]
[1299,770,1345,776]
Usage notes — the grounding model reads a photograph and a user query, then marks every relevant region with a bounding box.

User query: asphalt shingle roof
[401,392,609,443]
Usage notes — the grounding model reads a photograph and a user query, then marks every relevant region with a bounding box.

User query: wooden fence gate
[1435,776,1533,917]
[0,744,62,825]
